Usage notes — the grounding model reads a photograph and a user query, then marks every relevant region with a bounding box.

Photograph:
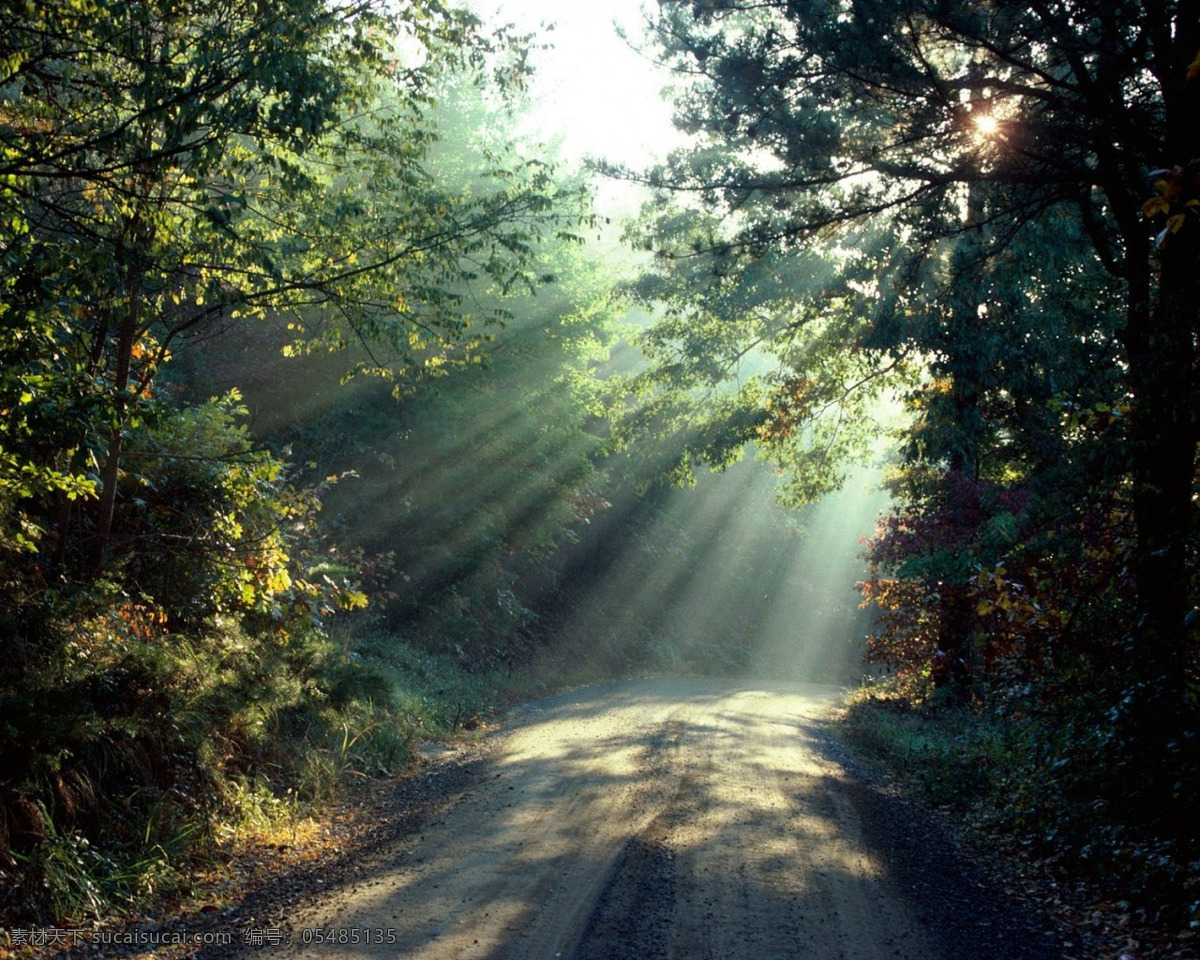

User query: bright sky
[467,0,686,171]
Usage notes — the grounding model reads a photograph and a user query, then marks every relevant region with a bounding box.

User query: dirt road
[269,679,1066,960]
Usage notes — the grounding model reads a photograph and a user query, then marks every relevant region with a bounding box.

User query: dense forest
[0,0,1196,938]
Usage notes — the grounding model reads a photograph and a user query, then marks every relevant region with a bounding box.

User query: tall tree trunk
[91,289,141,577]
[1122,212,1199,838]
[934,178,988,687]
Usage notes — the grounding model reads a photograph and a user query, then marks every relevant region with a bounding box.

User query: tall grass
[1,615,541,926]
[838,678,1005,809]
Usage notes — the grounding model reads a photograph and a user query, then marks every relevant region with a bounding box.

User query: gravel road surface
[258,678,1067,960]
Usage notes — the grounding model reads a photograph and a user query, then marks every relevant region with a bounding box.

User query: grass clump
[0,607,535,928]
[840,673,1200,933]
[839,676,1005,809]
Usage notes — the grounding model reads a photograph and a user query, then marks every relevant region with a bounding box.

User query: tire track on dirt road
[266,678,1066,960]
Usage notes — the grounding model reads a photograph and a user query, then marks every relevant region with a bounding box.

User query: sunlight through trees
[0,0,1196,937]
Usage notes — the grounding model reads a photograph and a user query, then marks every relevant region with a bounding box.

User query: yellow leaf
[337,590,369,611]
[1141,196,1170,218]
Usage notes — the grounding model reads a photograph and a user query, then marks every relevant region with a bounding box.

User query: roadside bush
[840,681,1004,809]
[842,672,1199,929]
[0,394,384,924]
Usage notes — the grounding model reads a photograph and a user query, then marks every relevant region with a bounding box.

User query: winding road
[272,679,1067,960]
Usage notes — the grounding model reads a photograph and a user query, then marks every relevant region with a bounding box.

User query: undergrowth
[0,621,538,929]
[840,675,1200,932]
[1,584,693,929]
[839,676,1004,809]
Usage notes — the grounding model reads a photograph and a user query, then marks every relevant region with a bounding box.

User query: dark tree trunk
[1121,204,1200,837]
[91,295,140,577]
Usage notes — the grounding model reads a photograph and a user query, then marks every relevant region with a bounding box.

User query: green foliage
[628,0,1198,661]
[0,389,370,919]
[0,0,588,575]
[989,686,1199,924]
[14,811,112,923]
[612,210,894,501]
[841,684,1004,809]
[630,0,1199,928]
[182,165,619,671]
[0,0,599,925]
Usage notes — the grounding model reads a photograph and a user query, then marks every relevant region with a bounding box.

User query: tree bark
[90,270,141,577]
[1121,201,1200,835]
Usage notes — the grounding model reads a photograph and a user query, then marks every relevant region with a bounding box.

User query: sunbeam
[545,452,890,683]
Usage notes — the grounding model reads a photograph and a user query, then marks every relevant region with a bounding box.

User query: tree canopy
[0,0,596,920]
[0,0,585,572]
[621,0,1198,892]
[2,0,1198,934]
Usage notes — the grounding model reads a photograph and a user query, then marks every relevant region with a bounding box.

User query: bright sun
[468,0,685,169]
[973,113,1000,137]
